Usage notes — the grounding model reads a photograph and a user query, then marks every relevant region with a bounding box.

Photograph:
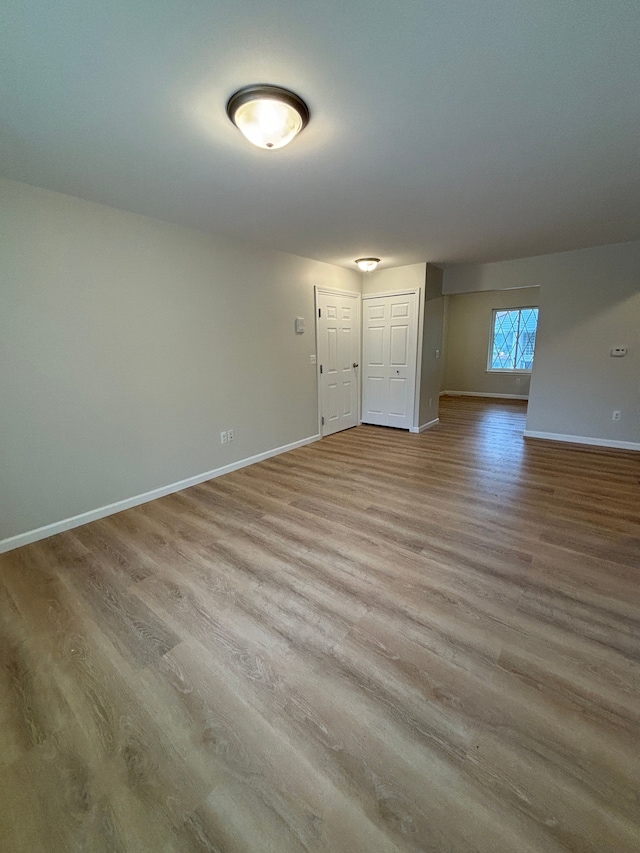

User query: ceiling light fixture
[226,85,309,150]
[355,257,380,272]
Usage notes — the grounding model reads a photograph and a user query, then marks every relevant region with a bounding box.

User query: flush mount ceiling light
[226,85,309,150]
[355,258,380,272]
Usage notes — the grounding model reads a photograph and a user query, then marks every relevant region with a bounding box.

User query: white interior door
[316,289,360,436]
[362,291,419,429]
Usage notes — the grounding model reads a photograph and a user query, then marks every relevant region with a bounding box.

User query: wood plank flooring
[1,396,639,852]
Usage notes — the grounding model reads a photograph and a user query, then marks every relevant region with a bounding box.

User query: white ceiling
[2,0,639,269]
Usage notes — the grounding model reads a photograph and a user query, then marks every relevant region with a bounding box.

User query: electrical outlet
[227,428,234,441]
[310,354,316,364]
[220,430,228,444]
[612,410,621,421]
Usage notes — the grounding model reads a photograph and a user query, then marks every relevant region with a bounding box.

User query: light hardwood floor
[1,396,639,852]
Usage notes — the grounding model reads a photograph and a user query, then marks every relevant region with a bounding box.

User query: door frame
[362,287,422,431]
[314,287,362,438]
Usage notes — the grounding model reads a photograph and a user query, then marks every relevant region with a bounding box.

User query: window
[488,306,538,371]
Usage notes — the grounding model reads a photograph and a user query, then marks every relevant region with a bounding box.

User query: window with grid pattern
[488,307,538,371]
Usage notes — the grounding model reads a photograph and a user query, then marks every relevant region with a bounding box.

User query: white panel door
[362,291,418,429]
[317,290,360,436]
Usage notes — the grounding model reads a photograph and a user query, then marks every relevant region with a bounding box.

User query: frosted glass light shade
[355,258,380,272]
[227,85,309,150]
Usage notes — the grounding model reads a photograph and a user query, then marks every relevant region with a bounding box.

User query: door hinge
[320,364,323,374]
[318,308,321,318]
[321,416,325,425]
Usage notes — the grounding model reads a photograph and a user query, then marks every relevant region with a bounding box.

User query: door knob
[353,362,359,368]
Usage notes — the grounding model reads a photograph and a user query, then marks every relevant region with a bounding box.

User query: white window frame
[486,306,538,374]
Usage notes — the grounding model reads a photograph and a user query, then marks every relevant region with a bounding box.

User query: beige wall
[419,264,446,426]
[0,179,360,543]
[443,287,540,398]
[445,255,552,295]
[444,241,640,447]
[525,243,640,445]
[361,263,427,297]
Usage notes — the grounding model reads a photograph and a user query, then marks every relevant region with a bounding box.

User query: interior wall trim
[442,390,529,400]
[0,434,321,555]
[410,418,439,434]
[523,430,640,452]
[361,288,419,300]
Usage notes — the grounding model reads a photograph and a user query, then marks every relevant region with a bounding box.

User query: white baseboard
[523,430,640,451]
[0,434,321,556]
[410,418,439,434]
[442,390,529,400]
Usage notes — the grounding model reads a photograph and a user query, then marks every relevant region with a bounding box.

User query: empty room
[1,2,639,852]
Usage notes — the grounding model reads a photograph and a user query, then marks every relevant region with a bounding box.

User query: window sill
[485,369,532,375]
